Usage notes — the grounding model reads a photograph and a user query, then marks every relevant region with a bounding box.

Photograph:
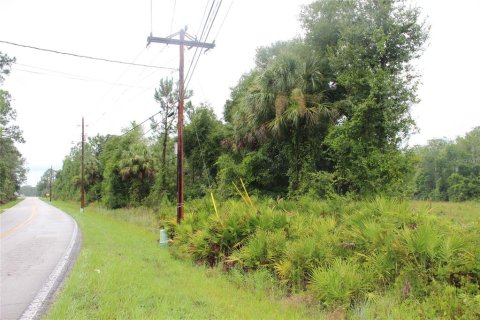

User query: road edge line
[19,213,79,320]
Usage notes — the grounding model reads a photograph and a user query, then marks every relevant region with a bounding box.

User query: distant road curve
[0,198,81,320]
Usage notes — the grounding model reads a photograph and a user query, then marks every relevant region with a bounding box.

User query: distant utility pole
[49,165,53,202]
[81,117,85,213]
[147,29,215,224]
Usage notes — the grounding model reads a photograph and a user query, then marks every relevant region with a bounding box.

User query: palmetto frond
[267,115,287,135]
[238,54,336,141]
[118,144,155,181]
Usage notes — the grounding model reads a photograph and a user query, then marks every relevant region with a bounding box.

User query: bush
[310,258,370,307]
[163,196,480,315]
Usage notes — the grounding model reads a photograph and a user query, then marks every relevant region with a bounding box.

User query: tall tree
[184,104,226,197]
[36,168,55,197]
[118,142,155,205]
[0,52,26,203]
[153,78,178,191]
[302,0,429,196]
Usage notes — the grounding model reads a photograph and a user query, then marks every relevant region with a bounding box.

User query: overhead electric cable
[214,0,234,40]
[185,0,222,89]
[198,0,217,42]
[170,0,177,34]
[184,0,216,82]
[86,47,148,124]
[204,0,223,42]
[197,0,212,37]
[120,111,162,137]
[0,40,177,70]
[13,63,150,89]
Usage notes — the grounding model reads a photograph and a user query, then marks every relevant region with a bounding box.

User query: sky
[0,0,479,186]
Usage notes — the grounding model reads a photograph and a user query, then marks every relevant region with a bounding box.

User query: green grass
[45,201,324,320]
[0,197,24,214]
[411,200,480,225]
[45,198,480,319]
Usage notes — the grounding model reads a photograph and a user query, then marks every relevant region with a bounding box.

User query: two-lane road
[0,198,79,320]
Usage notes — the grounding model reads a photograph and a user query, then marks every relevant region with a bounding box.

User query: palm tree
[118,143,155,203]
[245,55,336,191]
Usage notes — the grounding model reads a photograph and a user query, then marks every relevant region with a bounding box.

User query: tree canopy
[46,1,477,205]
[0,52,26,203]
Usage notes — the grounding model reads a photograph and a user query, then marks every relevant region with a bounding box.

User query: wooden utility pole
[81,117,85,213]
[147,29,215,224]
[49,165,53,202]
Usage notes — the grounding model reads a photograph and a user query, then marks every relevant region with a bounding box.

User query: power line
[169,0,177,34]
[88,66,176,131]
[185,1,222,90]
[0,40,177,70]
[120,111,162,137]
[197,0,213,38]
[12,64,151,89]
[184,0,216,83]
[204,0,223,43]
[87,47,177,130]
[214,0,234,41]
[199,0,217,42]
[84,47,148,125]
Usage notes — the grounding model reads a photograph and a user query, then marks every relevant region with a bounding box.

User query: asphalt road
[0,198,79,320]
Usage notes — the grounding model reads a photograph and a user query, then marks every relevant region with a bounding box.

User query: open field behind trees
[48,198,480,319]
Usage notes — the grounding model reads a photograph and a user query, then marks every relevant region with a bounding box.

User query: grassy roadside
[0,197,24,214]
[45,201,324,320]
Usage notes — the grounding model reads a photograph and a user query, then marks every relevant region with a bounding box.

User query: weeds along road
[0,198,80,320]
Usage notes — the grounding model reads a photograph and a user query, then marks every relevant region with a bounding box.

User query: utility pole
[49,165,53,202]
[81,117,85,213]
[147,29,215,224]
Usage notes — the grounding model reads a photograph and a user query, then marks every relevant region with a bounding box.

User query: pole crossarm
[147,36,215,49]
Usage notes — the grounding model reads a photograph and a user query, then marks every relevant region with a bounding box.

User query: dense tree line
[45,1,477,205]
[19,185,37,196]
[414,127,480,201]
[0,52,26,203]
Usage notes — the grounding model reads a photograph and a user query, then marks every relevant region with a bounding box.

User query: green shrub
[309,258,370,307]
[164,196,480,315]
[232,229,287,270]
[274,237,323,292]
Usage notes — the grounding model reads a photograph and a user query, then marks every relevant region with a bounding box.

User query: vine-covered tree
[224,0,428,197]
[184,104,226,198]
[302,0,428,196]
